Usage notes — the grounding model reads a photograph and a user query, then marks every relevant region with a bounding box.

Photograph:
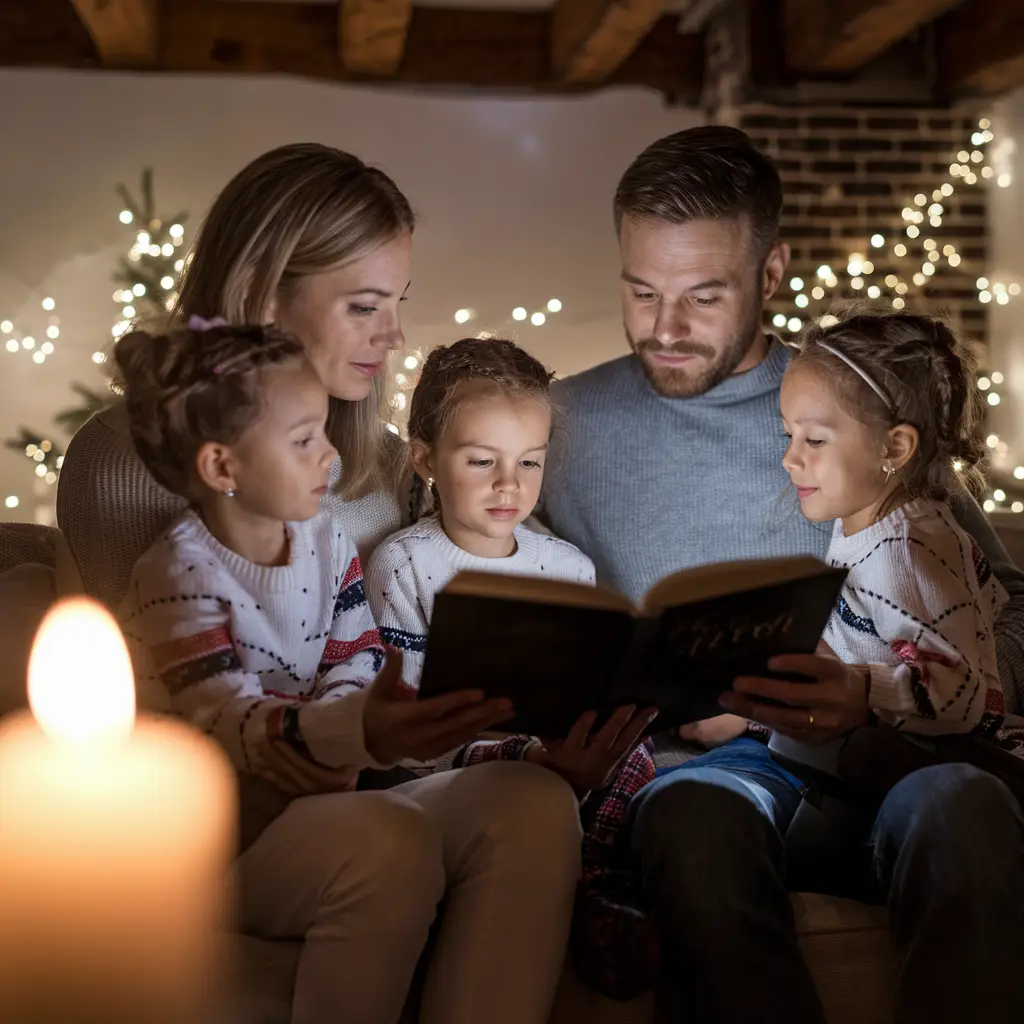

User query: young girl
[778,309,1009,740]
[366,337,660,1000]
[115,319,585,1024]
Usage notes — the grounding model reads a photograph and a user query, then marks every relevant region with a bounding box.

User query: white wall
[0,69,700,519]
[988,86,1024,471]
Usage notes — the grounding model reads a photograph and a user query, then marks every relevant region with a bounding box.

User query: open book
[418,556,847,737]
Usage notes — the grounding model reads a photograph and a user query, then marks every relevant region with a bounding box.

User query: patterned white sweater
[365,514,596,689]
[119,509,387,783]
[824,498,1008,736]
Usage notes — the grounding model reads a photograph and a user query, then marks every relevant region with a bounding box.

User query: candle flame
[28,597,135,745]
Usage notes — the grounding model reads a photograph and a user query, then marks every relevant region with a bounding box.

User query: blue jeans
[631,737,1024,1024]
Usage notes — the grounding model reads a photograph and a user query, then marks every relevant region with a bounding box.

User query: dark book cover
[418,564,847,738]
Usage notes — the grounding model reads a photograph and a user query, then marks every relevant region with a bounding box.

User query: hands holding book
[364,647,517,764]
[719,650,871,744]
[524,704,659,798]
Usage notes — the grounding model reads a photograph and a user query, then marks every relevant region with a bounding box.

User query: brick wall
[737,106,990,347]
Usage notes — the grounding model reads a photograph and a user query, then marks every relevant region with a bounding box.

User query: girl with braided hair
[114,319,584,1024]
[366,337,662,1000]
[759,309,1010,742]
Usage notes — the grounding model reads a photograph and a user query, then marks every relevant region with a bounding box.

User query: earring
[883,461,894,483]
[225,488,235,498]
[427,477,435,488]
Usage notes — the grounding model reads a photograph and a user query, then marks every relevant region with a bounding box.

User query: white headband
[815,340,895,413]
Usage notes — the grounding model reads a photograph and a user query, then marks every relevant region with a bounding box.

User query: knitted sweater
[365,514,598,688]
[824,499,1007,737]
[119,509,388,783]
[58,402,403,610]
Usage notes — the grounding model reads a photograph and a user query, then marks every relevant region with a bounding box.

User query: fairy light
[547,298,563,313]
[530,312,546,326]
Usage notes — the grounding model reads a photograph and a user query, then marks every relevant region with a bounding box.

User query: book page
[642,556,831,615]
[444,571,635,614]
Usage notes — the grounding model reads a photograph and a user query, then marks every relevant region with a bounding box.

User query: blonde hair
[172,143,414,499]
[406,338,555,522]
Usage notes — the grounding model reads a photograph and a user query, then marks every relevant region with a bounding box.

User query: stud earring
[225,488,235,498]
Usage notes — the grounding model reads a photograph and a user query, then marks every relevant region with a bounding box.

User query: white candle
[0,597,237,1023]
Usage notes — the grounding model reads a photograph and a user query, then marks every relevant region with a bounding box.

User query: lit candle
[0,597,236,1023]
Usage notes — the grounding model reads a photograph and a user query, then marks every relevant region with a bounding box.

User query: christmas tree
[5,170,188,494]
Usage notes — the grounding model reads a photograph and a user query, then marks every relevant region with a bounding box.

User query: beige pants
[236,761,582,1024]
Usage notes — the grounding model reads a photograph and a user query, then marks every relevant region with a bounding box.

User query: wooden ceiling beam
[339,0,413,76]
[785,0,960,74]
[68,0,158,66]
[551,0,670,83]
[1,0,702,99]
[937,0,1024,96]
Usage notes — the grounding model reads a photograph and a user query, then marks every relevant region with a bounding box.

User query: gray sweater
[541,341,1024,712]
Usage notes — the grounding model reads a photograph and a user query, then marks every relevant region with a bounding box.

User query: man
[542,126,1024,1024]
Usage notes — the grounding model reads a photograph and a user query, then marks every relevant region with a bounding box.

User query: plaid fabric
[572,738,659,1001]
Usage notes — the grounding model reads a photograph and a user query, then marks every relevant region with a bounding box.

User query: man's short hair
[614,125,783,256]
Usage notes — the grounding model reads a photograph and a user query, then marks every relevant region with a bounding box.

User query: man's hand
[718,653,870,744]
[677,713,749,749]
[526,704,658,797]
[363,647,515,764]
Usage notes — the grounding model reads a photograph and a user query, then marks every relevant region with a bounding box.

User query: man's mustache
[633,338,715,361]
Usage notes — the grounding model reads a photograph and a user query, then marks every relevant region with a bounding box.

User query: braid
[113,321,305,497]
[408,472,426,524]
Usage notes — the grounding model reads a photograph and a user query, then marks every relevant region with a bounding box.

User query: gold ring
[807,711,815,727]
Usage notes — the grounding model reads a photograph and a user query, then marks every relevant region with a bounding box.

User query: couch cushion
[233,890,894,1024]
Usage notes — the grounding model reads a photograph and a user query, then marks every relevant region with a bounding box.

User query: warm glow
[28,598,135,746]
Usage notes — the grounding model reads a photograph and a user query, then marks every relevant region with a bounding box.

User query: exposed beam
[339,0,413,76]
[0,0,703,99]
[551,0,670,83]
[937,0,1024,96]
[785,0,959,74]
[68,0,157,66]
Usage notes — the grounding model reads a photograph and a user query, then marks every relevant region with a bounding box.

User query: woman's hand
[363,647,515,764]
[718,653,870,744]
[677,713,750,749]
[525,705,659,797]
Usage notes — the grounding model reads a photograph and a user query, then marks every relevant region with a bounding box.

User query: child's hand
[363,647,515,764]
[677,714,749,750]
[260,739,359,796]
[526,705,658,798]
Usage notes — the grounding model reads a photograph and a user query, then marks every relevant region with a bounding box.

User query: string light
[512,307,527,321]
[531,312,546,326]
[4,495,17,509]
[547,298,563,313]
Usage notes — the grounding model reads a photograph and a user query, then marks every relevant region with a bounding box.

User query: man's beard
[627,308,763,399]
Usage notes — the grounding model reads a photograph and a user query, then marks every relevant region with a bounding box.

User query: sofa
[16,518,1024,1023]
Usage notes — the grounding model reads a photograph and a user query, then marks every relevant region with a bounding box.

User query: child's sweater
[824,499,1008,736]
[366,514,659,999]
[119,509,388,784]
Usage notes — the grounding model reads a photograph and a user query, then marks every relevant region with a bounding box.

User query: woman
[57,144,582,1024]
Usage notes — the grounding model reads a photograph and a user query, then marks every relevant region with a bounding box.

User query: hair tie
[188,314,229,332]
